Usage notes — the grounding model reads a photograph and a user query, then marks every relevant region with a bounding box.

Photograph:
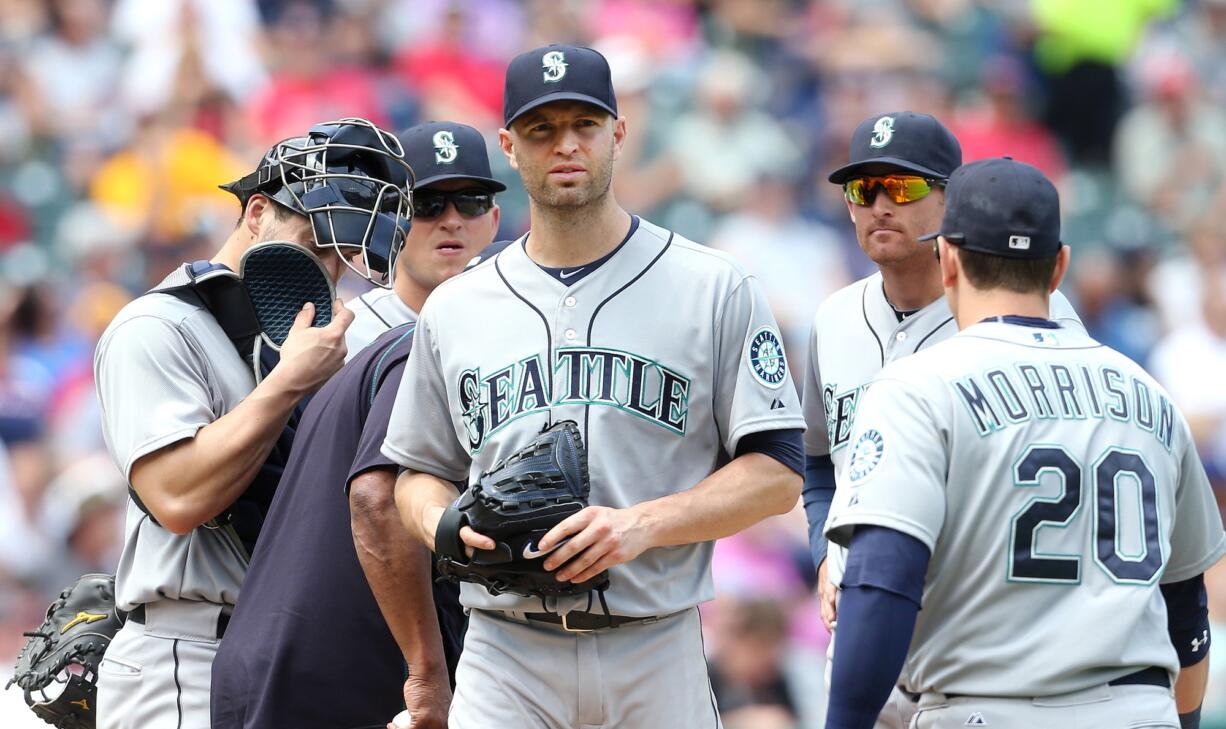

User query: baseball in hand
[392,710,413,728]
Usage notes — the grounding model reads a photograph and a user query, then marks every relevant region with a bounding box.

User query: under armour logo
[1192,629,1209,653]
[965,712,987,726]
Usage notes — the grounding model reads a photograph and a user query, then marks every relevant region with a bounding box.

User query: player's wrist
[420,504,445,551]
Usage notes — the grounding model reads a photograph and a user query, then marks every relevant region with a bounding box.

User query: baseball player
[345,121,506,358]
[801,112,1083,726]
[207,121,503,729]
[382,44,806,728]
[92,119,412,729]
[824,157,1225,729]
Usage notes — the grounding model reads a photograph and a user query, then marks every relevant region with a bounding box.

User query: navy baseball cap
[503,44,618,127]
[920,157,1062,259]
[398,121,506,192]
[828,111,961,184]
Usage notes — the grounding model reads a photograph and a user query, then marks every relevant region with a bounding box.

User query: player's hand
[389,670,451,729]
[818,558,837,630]
[538,505,651,584]
[266,299,353,396]
[422,504,495,556]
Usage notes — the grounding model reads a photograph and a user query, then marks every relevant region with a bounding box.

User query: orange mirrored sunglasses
[843,175,944,206]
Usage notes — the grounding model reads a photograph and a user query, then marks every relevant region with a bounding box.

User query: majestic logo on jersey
[823,383,863,452]
[869,116,895,148]
[433,130,459,164]
[748,327,787,388]
[542,51,567,83]
[964,713,987,727]
[458,347,691,452]
[847,429,884,482]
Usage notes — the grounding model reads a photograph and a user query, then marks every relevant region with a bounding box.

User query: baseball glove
[435,420,610,598]
[6,574,125,729]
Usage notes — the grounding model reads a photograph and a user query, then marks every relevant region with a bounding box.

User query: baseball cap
[399,121,506,192]
[503,44,618,128]
[920,157,1062,259]
[827,111,961,184]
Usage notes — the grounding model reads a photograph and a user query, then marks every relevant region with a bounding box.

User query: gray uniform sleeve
[801,316,831,456]
[381,309,471,482]
[1162,425,1226,583]
[825,375,948,551]
[713,275,806,455]
[95,315,216,479]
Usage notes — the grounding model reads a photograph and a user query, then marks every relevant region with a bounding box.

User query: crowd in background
[1,0,1225,726]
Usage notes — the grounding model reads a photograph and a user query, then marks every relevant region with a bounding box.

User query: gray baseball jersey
[826,320,1226,697]
[94,269,256,611]
[345,286,417,360]
[382,218,805,617]
[804,272,1083,586]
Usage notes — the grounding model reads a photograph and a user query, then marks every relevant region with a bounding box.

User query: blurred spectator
[88,113,246,244]
[245,0,387,145]
[392,2,504,130]
[951,55,1067,182]
[1032,0,1176,166]
[1067,247,1160,364]
[1114,48,1226,233]
[707,598,801,729]
[1147,216,1226,332]
[380,0,526,63]
[13,0,126,148]
[709,174,849,362]
[111,0,266,117]
[1150,267,1226,482]
[667,51,801,221]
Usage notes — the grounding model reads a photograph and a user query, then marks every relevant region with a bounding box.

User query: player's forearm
[632,453,800,549]
[395,469,462,551]
[1175,654,1208,715]
[351,470,449,676]
[129,379,303,533]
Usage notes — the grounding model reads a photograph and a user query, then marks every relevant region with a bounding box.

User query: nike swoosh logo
[522,541,560,560]
[559,268,585,279]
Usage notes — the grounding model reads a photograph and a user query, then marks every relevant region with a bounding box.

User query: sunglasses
[844,175,944,206]
[412,189,495,220]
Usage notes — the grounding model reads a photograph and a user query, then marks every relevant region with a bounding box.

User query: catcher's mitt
[6,574,125,729]
[435,420,610,598]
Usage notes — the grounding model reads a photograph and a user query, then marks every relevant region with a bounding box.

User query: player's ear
[611,115,627,161]
[939,237,959,289]
[243,194,270,238]
[498,129,519,170]
[1050,245,1071,293]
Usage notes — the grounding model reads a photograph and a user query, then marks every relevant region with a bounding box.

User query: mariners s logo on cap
[870,116,896,148]
[748,326,787,388]
[433,130,459,165]
[542,50,567,83]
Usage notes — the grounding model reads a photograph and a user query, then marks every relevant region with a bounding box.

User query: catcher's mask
[221,118,414,288]
[158,241,335,384]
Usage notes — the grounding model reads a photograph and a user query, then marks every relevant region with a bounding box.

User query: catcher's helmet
[221,118,415,287]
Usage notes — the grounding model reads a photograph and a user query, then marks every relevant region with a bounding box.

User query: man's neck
[393,269,426,314]
[210,230,250,272]
[879,258,944,312]
[525,195,633,268]
[954,289,1051,329]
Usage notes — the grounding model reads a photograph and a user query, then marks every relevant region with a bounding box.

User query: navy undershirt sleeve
[734,428,804,476]
[1161,574,1210,667]
[802,454,836,569]
[825,527,931,729]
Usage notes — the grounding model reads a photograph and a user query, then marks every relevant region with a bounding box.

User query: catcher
[7,574,125,729]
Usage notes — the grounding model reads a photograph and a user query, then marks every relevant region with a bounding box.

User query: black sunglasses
[412,188,495,220]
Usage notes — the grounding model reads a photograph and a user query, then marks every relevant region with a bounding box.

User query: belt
[485,609,681,633]
[901,666,1170,703]
[126,604,232,640]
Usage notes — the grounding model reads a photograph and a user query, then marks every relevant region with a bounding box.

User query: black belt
[900,666,1169,703]
[516,610,675,632]
[126,604,232,640]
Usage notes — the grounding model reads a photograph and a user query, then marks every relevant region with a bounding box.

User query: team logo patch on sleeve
[748,326,787,389]
[847,429,884,482]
